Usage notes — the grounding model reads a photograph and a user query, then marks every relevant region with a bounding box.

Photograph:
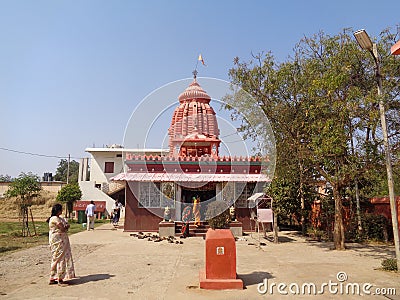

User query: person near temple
[112,200,123,226]
[47,203,76,285]
[180,204,192,238]
[193,196,201,227]
[85,200,96,231]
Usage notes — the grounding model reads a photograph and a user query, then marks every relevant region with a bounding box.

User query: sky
[1,0,399,178]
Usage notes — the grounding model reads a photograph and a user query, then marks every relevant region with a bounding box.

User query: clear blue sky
[1,0,399,178]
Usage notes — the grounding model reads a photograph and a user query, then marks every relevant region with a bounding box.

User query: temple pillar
[175,184,182,221]
[216,182,222,201]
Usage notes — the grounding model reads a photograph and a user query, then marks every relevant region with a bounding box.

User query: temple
[112,75,271,234]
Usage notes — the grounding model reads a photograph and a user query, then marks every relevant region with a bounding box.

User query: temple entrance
[180,182,216,204]
[180,182,216,222]
[181,188,216,220]
[181,189,216,204]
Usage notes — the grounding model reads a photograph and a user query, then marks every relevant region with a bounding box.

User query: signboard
[216,246,225,255]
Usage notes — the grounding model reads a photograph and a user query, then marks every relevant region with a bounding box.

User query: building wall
[79,181,117,217]
[79,148,167,218]
[39,181,67,193]
[83,148,168,189]
[371,196,400,232]
[89,151,125,184]
[0,181,66,198]
[0,183,9,197]
[125,182,163,231]
[123,180,263,232]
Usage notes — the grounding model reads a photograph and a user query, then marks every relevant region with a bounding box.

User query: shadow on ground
[261,235,296,243]
[250,230,395,261]
[238,271,274,288]
[68,274,115,285]
[304,238,395,260]
[0,246,21,253]
[245,231,297,244]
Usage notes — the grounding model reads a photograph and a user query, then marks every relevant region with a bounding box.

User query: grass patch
[381,258,398,272]
[0,219,108,256]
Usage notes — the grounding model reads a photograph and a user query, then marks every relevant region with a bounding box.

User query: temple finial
[192,69,198,79]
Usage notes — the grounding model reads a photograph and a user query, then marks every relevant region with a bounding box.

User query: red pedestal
[199,228,243,289]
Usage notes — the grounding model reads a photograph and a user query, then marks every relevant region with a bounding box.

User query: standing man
[112,200,122,226]
[85,201,96,231]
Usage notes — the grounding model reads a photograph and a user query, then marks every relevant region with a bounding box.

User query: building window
[139,182,161,208]
[104,162,114,173]
[138,182,175,208]
[161,182,175,208]
[235,182,257,208]
[116,154,122,157]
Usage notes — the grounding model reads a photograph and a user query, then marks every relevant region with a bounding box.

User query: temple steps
[175,221,209,238]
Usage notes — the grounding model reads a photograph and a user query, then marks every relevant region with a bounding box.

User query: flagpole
[193,56,199,79]
[193,54,205,79]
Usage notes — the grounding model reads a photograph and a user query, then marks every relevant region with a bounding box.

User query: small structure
[158,221,175,238]
[73,200,107,223]
[79,147,167,217]
[370,196,400,232]
[199,228,243,289]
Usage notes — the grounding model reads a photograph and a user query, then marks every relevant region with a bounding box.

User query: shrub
[205,201,230,230]
[362,214,390,242]
[345,217,363,242]
[307,227,325,241]
[381,258,398,271]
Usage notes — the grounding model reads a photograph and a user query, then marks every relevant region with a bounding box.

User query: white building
[79,145,168,216]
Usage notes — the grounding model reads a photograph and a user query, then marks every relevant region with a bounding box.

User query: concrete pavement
[3,223,400,300]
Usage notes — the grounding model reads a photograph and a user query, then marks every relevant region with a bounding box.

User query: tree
[226,27,400,250]
[5,172,41,236]
[0,174,13,182]
[56,183,82,218]
[54,159,80,183]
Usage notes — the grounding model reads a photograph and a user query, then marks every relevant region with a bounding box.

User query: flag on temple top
[198,54,206,66]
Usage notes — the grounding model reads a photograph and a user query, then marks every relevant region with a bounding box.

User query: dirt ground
[1,224,399,300]
[0,191,58,222]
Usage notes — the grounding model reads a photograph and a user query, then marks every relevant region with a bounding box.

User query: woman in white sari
[47,203,76,285]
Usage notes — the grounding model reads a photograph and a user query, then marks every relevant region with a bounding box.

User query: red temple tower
[168,76,221,158]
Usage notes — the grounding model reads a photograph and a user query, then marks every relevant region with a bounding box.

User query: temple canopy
[112,172,269,182]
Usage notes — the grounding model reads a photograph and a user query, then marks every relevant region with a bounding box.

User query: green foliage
[381,258,398,271]
[205,201,230,229]
[0,174,13,182]
[361,214,390,242]
[226,27,400,250]
[56,183,82,218]
[307,227,326,241]
[267,176,300,221]
[5,172,41,209]
[54,159,80,183]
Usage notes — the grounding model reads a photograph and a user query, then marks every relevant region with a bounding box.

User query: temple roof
[169,78,220,155]
[178,79,211,103]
